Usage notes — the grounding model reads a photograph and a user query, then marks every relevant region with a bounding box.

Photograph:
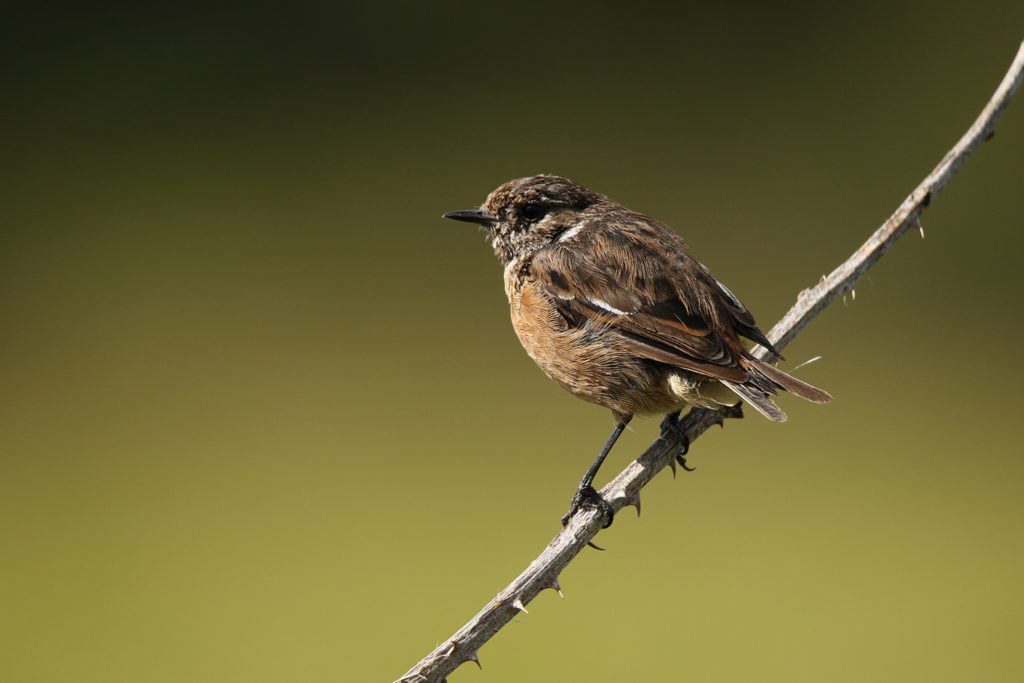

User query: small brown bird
[444,175,830,528]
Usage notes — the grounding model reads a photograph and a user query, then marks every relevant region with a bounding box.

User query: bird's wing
[529,230,757,383]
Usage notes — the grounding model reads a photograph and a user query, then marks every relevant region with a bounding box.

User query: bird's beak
[442,209,498,226]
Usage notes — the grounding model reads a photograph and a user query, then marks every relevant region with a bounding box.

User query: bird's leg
[660,409,694,472]
[561,415,632,530]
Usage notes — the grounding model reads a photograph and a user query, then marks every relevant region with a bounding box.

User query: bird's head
[444,175,604,265]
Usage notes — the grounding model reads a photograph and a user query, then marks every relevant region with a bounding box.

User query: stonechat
[444,175,830,529]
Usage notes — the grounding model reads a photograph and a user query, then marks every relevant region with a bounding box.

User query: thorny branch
[397,42,1024,683]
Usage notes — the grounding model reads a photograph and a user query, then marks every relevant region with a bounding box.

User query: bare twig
[397,42,1024,683]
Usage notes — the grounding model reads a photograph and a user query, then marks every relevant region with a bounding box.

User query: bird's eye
[520,204,546,221]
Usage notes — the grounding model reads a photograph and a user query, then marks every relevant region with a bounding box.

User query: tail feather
[745,357,833,404]
[722,380,788,422]
[720,356,831,422]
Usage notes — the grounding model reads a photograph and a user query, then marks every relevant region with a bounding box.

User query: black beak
[442,209,498,226]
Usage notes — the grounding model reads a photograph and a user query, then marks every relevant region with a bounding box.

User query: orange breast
[507,278,681,419]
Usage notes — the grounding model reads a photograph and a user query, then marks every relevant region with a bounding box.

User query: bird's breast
[506,277,681,418]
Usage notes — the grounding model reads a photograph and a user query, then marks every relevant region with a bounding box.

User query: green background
[3,3,1023,681]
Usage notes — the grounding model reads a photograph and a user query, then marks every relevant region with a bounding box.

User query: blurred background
[3,2,1023,681]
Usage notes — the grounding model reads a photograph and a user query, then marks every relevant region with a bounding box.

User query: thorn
[916,219,925,239]
[624,492,641,516]
[443,641,456,657]
[851,288,856,301]
[667,457,677,477]
[546,576,564,598]
[512,597,529,614]
[466,650,481,669]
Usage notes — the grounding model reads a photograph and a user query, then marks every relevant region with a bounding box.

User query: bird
[443,175,830,530]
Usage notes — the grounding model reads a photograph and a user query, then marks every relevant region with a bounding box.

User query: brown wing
[529,227,758,384]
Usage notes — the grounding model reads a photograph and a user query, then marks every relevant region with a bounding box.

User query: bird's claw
[660,410,692,462]
[561,484,614,529]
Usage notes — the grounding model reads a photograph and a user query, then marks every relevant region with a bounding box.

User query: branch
[396,41,1024,683]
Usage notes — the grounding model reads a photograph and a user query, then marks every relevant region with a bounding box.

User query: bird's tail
[721,357,832,422]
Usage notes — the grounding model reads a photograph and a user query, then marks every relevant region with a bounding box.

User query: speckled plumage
[454,174,831,423]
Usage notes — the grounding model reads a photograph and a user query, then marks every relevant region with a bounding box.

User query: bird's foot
[660,410,695,471]
[561,484,614,529]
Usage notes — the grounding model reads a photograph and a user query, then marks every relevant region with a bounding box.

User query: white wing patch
[590,298,632,315]
[557,222,586,242]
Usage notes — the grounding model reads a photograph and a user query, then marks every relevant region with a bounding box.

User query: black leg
[561,415,632,530]
[660,409,694,471]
